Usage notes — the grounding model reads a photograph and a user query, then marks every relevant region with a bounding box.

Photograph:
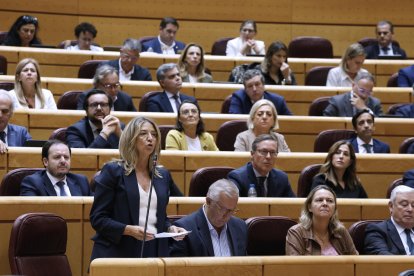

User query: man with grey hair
[365,185,414,255]
[77,64,136,111]
[146,63,196,113]
[323,72,383,117]
[0,90,31,154]
[101,38,152,81]
[170,179,247,257]
[228,69,292,115]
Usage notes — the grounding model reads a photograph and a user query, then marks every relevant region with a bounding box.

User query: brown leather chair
[221,94,232,113]
[358,37,400,48]
[49,128,67,142]
[159,125,174,150]
[387,72,399,87]
[386,178,403,198]
[57,91,83,110]
[78,60,106,79]
[399,137,414,153]
[288,36,333,58]
[297,164,322,197]
[139,91,163,111]
[308,96,331,116]
[188,167,234,196]
[348,220,382,255]
[304,66,334,86]
[211,37,233,55]
[245,216,297,255]
[215,120,247,151]
[0,168,43,196]
[9,212,72,276]
[0,81,14,91]
[314,129,355,152]
[0,55,7,75]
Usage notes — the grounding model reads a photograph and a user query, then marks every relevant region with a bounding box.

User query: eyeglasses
[181,108,199,115]
[22,15,38,25]
[88,102,110,109]
[211,200,239,215]
[256,149,278,157]
[138,131,158,139]
[356,85,373,97]
[103,83,121,89]
[241,28,255,33]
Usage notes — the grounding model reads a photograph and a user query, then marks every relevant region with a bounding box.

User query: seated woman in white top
[9,58,57,110]
[234,99,290,152]
[64,22,103,52]
[166,100,218,151]
[226,20,265,57]
[326,43,368,87]
[178,43,213,83]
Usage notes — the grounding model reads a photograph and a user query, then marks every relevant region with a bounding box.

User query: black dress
[311,173,368,198]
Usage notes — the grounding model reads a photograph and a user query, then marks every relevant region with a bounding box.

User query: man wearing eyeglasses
[170,179,247,257]
[67,89,123,149]
[77,65,136,112]
[227,134,295,197]
[323,72,383,117]
[101,38,152,81]
[364,20,406,59]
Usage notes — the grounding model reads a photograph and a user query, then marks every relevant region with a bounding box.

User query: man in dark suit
[348,109,390,153]
[146,63,197,113]
[365,185,414,255]
[67,89,123,149]
[101,38,152,81]
[364,20,407,59]
[397,65,414,87]
[0,90,31,154]
[77,64,136,111]
[324,72,383,117]
[141,17,185,54]
[228,69,292,115]
[20,140,92,196]
[227,134,295,197]
[170,179,247,257]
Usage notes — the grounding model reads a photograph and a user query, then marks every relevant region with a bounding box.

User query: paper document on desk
[154,230,192,238]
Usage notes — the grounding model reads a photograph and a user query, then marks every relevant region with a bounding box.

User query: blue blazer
[20,170,92,196]
[146,91,197,112]
[142,38,185,54]
[170,207,247,257]
[395,104,414,118]
[101,59,152,81]
[77,89,136,112]
[66,117,122,149]
[228,90,292,115]
[349,137,390,153]
[90,162,181,260]
[227,162,295,197]
[398,65,414,87]
[364,219,407,255]
[364,44,407,59]
[7,124,32,146]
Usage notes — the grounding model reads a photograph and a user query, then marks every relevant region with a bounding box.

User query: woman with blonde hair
[326,43,368,87]
[234,99,290,152]
[286,185,358,255]
[10,58,57,109]
[178,43,212,83]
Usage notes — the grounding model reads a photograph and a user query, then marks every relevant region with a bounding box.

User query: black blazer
[146,91,197,112]
[364,44,407,59]
[77,89,136,112]
[101,59,152,81]
[20,170,92,196]
[364,219,407,255]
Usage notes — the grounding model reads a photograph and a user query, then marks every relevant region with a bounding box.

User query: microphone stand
[140,153,158,258]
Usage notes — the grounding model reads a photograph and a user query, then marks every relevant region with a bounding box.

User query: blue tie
[56,181,67,196]
[363,144,372,153]
[0,131,6,143]
[404,229,414,255]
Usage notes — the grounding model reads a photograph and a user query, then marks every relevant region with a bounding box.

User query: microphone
[140,153,158,258]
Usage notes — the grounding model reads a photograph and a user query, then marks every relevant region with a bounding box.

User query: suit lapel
[387,220,407,254]
[125,171,140,225]
[66,175,82,196]
[83,118,95,145]
[196,209,214,256]
[344,93,354,116]
[42,172,58,196]
[161,92,174,112]
[227,218,239,255]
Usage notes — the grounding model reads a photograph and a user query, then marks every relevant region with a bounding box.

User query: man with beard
[66,89,123,148]
[20,140,92,196]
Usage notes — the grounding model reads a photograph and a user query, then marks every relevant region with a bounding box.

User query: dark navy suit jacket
[101,59,152,81]
[170,208,247,257]
[227,162,295,197]
[395,104,414,118]
[90,162,181,260]
[364,44,407,59]
[323,92,383,117]
[20,170,92,196]
[77,89,136,112]
[66,117,122,149]
[398,65,414,87]
[228,90,292,115]
[349,137,390,153]
[6,124,32,146]
[364,219,408,255]
[142,38,185,54]
[146,91,197,112]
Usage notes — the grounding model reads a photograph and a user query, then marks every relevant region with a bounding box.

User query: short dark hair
[42,140,71,160]
[243,69,265,86]
[175,100,205,135]
[352,109,375,129]
[251,134,278,152]
[160,17,179,29]
[83,89,113,111]
[377,20,394,33]
[74,22,98,38]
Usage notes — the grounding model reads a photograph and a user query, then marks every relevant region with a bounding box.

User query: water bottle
[247,184,257,197]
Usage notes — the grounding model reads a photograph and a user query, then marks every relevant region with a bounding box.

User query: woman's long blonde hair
[14,58,45,108]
